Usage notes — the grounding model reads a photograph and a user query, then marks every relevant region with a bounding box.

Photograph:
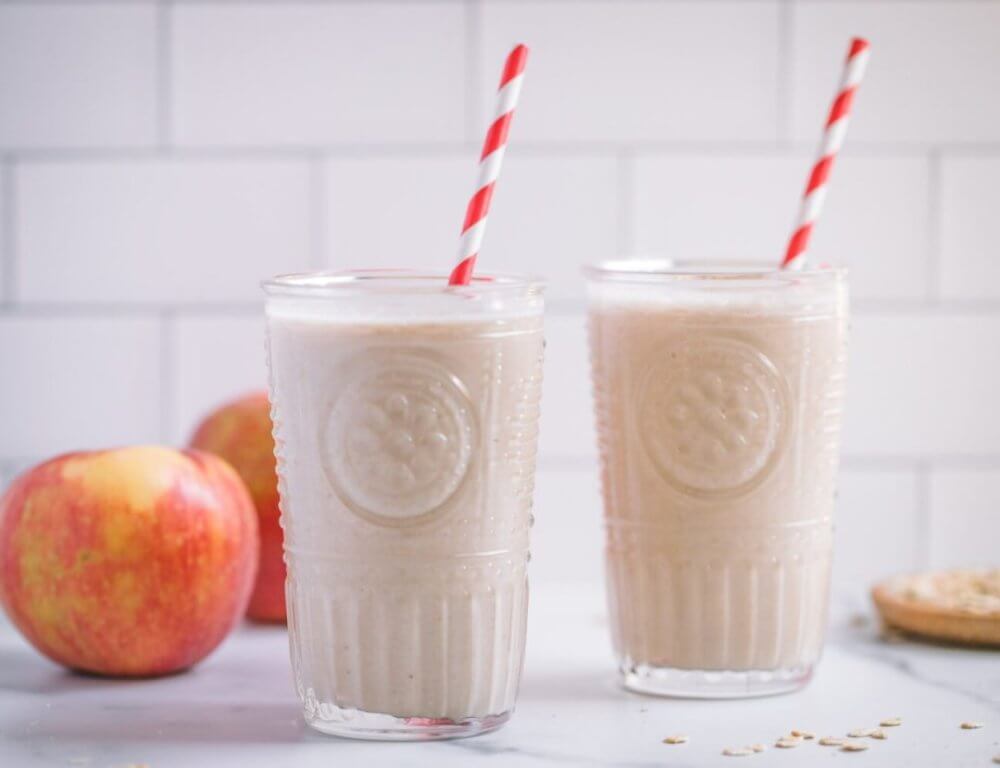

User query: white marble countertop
[1,586,997,767]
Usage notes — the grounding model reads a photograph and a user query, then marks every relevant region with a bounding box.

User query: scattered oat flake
[722,747,754,757]
[775,738,801,749]
[819,737,846,747]
[842,741,869,752]
[791,729,815,739]
[871,729,887,740]
[960,721,983,729]
[663,735,688,744]
[880,717,902,727]
[848,728,876,738]
[751,744,767,752]
[992,755,1000,764]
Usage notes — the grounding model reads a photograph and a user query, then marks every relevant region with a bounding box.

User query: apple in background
[0,446,258,677]
[189,392,285,623]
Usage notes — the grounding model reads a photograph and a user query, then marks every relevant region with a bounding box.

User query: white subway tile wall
[0,316,162,458]
[324,151,618,301]
[325,154,468,275]
[0,169,5,301]
[834,469,921,594]
[928,469,1000,569]
[843,314,1000,457]
[0,4,157,149]
[530,464,604,589]
[632,152,931,300]
[479,1,780,142]
[1,1,997,598]
[488,152,618,302]
[16,159,313,304]
[940,155,1000,300]
[171,3,466,146]
[791,1,1000,144]
[539,314,595,460]
[169,313,266,445]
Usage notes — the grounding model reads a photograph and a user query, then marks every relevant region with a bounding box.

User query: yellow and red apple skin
[189,392,285,623]
[0,446,259,677]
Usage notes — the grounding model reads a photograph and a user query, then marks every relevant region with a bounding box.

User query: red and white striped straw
[782,37,870,271]
[448,44,529,286]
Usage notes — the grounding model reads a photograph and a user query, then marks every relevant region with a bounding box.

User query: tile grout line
[534,455,1000,473]
[841,456,923,473]
[843,455,1000,469]
[308,153,328,269]
[19,449,982,473]
[0,158,13,305]
[3,144,472,163]
[8,141,1000,163]
[156,0,173,149]
[463,0,482,144]
[24,0,950,4]
[0,302,264,317]
[6,298,1000,318]
[158,309,176,445]
[925,147,942,302]
[0,0,950,3]
[851,298,1000,314]
[914,461,932,569]
[775,0,794,144]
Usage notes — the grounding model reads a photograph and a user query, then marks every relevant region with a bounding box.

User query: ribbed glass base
[304,703,512,741]
[620,661,814,699]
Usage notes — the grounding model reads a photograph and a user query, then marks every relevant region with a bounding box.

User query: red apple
[0,446,258,677]
[189,392,285,622]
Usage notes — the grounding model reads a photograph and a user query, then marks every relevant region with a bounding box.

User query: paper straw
[448,44,529,286]
[782,38,870,271]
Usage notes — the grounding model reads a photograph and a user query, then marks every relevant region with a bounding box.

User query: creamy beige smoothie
[264,272,544,739]
[587,262,848,697]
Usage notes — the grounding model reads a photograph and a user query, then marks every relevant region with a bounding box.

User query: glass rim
[262,269,546,298]
[583,259,847,284]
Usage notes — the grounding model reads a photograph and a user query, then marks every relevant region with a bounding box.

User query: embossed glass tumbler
[586,261,849,698]
[263,270,544,740]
